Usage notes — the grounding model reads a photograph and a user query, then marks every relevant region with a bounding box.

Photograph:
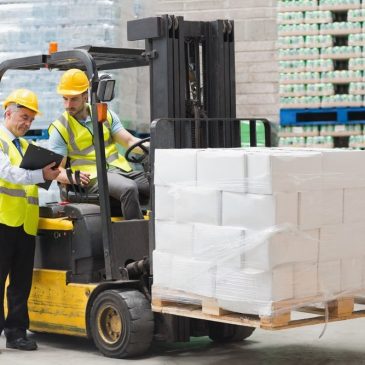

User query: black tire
[89,289,154,358]
[208,322,255,343]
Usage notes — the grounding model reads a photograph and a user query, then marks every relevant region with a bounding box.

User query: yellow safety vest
[0,130,39,236]
[49,107,132,179]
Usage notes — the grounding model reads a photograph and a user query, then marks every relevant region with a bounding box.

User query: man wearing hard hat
[48,69,149,219]
[0,89,60,351]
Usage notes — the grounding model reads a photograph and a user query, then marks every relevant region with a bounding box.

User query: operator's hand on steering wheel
[125,137,150,164]
[135,140,150,155]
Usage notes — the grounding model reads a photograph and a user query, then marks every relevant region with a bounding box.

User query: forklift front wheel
[89,289,154,358]
[208,322,255,343]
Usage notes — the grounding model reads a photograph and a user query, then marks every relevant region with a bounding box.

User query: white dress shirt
[0,124,44,185]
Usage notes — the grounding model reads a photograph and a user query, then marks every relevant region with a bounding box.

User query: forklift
[1,15,271,358]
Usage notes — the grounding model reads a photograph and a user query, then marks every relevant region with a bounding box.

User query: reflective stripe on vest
[0,186,26,198]
[28,196,39,205]
[0,132,39,235]
[0,186,37,204]
[1,138,9,154]
[49,107,132,178]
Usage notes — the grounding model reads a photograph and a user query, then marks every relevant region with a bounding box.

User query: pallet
[320,28,362,36]
[152,293,365,330]
[280,107,365,126]
[278,5,317,12]
[319,4,361,10]
[278,131,319,138]
[320,130,362,137]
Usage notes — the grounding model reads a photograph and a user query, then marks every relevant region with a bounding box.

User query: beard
[67,105,86,120]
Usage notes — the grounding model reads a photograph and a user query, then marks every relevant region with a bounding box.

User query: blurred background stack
[0,0,153,138]
[0,0,154,204]
[278,0,365,149]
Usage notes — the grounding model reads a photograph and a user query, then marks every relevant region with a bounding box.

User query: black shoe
[6,337,38,351]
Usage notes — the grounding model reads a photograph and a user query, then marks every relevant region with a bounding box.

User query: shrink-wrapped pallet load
[153,147,365,317]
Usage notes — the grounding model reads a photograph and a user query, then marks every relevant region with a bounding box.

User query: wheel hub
[96,304,122,344]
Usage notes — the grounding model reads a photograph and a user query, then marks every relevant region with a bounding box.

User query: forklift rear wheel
[90,289,154,358]
[208,322,255,343]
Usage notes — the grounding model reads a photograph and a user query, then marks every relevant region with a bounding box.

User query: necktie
[13,138,23,156]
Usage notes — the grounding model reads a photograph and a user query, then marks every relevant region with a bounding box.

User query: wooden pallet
[152,290,365,330]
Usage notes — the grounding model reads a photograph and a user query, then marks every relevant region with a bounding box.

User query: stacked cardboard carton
[153,147,365,316]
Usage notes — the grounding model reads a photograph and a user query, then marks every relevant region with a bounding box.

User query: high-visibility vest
[49,107,132,179]
[0,130,39,236]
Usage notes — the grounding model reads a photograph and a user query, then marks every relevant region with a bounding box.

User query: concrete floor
[1,317,365,365]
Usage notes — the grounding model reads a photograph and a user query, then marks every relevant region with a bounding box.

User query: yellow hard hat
[3,88,41,114]
[57,68,89,95]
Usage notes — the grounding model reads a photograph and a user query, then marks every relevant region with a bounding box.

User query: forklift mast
[128,16,271,343]
[128,14,237,124]
[128,15,241,263]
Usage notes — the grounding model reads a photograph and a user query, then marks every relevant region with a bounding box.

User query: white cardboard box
[341,258,363,293]
[246,150,322,194]
[197,149,247,192]
[318,260,341,296]
[154,149,198,186]
[343,224,365,258]
[344,188,365,224]
[171,256,216,297]
[243,229,319,270]
[222,192,297,230]
[154,185,175,220]
[319,224,365,262]
[175,187,222,225]
[155,220,194,256]
[152,251,173,288]
[321,150,365,189]
[298,189,343,229]
[193,223,245,266]
[321,189,344,226]
[293,262,318,298]
[215,265,294,303]
[319,225,343,262]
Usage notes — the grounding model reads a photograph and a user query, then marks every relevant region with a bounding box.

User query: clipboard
[20,144,63,190]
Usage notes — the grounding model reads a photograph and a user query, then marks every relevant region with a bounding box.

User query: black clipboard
[20,144,63,190]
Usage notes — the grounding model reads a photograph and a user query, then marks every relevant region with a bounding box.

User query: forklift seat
[59,183,149,216]
[59,152,150,216]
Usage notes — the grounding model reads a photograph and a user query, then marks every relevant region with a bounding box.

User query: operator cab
[7,46,154,283]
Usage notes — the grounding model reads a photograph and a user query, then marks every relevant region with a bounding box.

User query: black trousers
[0,224,35,340]
[88,168,150,220]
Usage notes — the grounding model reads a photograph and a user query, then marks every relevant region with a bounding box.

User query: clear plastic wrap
[152,147,365,322]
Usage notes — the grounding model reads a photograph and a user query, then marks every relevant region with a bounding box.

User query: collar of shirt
[79,115,92,125]
[0,123,16,141]
[77,116,93,134]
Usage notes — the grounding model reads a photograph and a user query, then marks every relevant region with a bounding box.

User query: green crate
[240,120,266,147]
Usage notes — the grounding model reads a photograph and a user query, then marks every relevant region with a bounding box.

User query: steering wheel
[125,137,150,164]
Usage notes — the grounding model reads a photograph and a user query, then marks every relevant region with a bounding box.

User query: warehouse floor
[1,317,364,365]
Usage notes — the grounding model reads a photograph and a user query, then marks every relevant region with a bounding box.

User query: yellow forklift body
[37,217,73,231]
[28,269,96,337]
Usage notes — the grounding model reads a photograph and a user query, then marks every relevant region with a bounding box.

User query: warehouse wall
[156,0,279,123]
[118,0,156,133]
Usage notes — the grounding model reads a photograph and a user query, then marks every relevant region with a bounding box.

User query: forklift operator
[0,89,60,351]
[48,69,149,220]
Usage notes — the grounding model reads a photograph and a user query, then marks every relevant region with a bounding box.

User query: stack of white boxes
[153,147,365,316]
